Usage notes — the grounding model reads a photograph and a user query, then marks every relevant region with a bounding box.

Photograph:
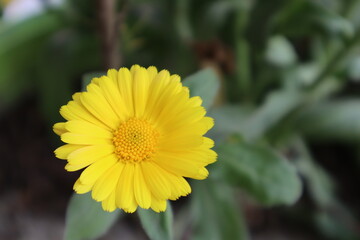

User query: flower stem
[97,0,121,69]
[234,1,252,102]
[310,28,360,90]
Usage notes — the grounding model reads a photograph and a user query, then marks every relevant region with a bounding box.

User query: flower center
[112,118,159,163]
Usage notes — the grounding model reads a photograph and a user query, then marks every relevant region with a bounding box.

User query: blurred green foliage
[138,203,173,240]
[65,193,121,240]
[2,0,360,239]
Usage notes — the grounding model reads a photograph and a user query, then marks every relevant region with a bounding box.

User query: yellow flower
[53,65,216,213]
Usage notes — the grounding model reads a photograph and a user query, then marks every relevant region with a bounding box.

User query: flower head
[53,65,216,212]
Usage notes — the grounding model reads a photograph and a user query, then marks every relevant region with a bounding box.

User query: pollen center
[112,118,159,163]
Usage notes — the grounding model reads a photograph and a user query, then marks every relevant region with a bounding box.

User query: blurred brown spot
[192,40,235,74]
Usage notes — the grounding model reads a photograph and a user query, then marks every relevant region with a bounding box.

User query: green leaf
[138,204,173,240]
[274,1,353,39]
[240,89,304,140]
[0,11,64,56]
[191,182,249,240]
[317,11,354,39]
[299,99,360,142]
[0,11,65,110]
[36,32,102,126]
[265,35,297,67]
[315,209,359,240]
[283,63,321,88]
[183,68,220,109]
[347,56,360,81]
[203,1,237,35]
[64,193,121,240]
[347,0,360,28]
[288,137,335,207]
[218,141,302,206]
[209,105,253,142]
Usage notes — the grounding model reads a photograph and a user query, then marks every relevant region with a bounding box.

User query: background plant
[1,0,360,239]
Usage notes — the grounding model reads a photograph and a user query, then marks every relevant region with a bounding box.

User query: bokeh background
[1,0,360,239]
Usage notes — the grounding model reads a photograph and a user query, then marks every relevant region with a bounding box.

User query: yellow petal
[102,190,117,212]
[161,106,206,131]
[72,92,82,102]
[165,146,217,166]
[92,162,124,201]
[154,152,208,180]
[91,77,101,85]
[154,165,191,200]
[130,64,141,74]
[53,122,67,136]
[61,132,111,145]
[65,163,84,172]
[67,144,114,166]
[158,135,203,151]
[79,154,118,184]
[98,76,129,122]
[107,69,118,83]
[61,101,110,131]
[166,117,214,137]
[133,67,150,118]
[203,137,215,148]
[189,149,217,165]
[73,178,92,194]
[152,88,189,126]
[196,167,209,179]
[117,67,134,116]
[80,90,119,130]
[54,144,84,160]
[133,163,151,209]
[65,120,113,139]
[116,163,137,211]
[150,196,167,212]
[143,70,171,120]
[148,76,183,122]
[168,75,182,94]
[122,203,138,213]
[147,66,158,81]
[141,161,171,200]
[188,96,203,107]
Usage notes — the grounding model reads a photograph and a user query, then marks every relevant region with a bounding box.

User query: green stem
[310,28,360,90]
[174,0,192,41]
[234,2,251,101]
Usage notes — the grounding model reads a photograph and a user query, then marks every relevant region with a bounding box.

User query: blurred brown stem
[97,0,121,69]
